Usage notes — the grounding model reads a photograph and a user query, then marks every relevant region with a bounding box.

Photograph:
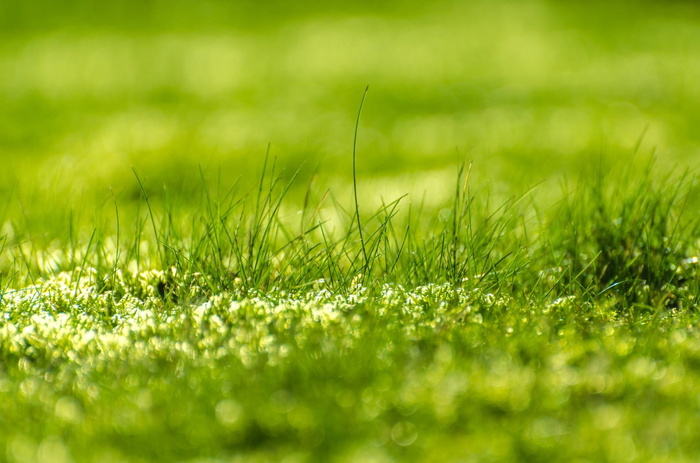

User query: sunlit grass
[4,0,700,461]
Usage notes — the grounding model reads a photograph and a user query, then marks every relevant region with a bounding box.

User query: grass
[2,152,700,462]
[4,0,700,461]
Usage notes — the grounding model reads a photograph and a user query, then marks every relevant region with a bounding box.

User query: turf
[2,0,700,462]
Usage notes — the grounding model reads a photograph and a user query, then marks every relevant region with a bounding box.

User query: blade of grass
[353,85,370,276]
[132,168,163,269]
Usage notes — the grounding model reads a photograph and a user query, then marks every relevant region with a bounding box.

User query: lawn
[2,0,700,461]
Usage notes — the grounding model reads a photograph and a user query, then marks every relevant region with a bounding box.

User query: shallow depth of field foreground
[3,0,700,462]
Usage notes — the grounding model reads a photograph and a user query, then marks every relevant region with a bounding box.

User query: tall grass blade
[353,85,370,275]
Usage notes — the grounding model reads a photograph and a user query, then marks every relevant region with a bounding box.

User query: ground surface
[2,0,700,462]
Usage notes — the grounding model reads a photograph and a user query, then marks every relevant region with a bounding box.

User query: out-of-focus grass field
[5,1,700,462]
[4,0,700,207]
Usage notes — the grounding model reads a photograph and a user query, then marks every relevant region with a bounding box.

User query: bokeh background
[2,0,700,224]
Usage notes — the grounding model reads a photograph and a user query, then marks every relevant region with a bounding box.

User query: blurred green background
[2,0,700,222]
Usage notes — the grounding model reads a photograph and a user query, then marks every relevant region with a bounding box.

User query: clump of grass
[3,153,700,463]
[1,148,698,315]
[397,162,529,297]
[542,157,699,309]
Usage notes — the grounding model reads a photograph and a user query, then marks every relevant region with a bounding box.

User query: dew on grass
[215,398,244,428]
[37,437,71,463]
[54,396,84,424]
[1,263,699,460]
[8,434,36,463]
[390,421,418,447]
[592,404,622,431]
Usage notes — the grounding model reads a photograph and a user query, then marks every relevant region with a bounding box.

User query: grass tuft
[544,157,698,309]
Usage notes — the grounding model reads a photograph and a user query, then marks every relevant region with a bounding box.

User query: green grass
[2,154,700,463]
[4,0,700,461]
